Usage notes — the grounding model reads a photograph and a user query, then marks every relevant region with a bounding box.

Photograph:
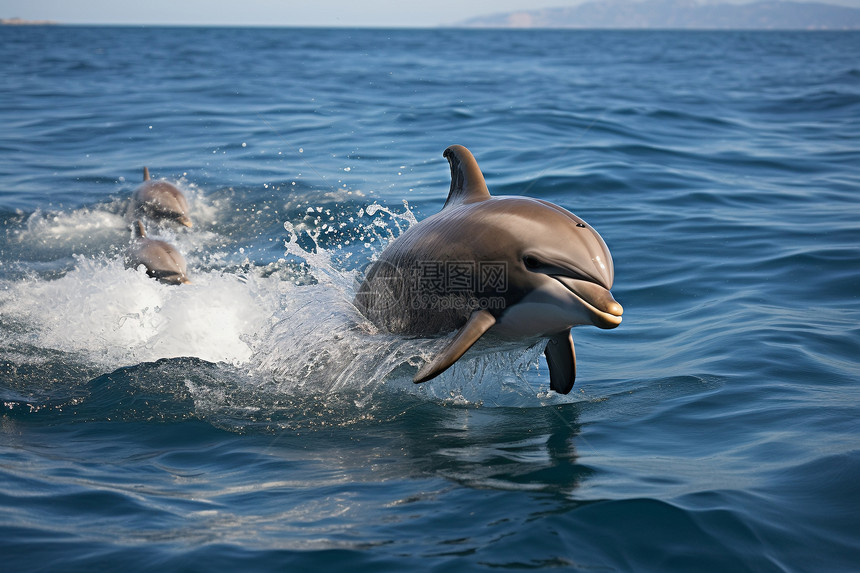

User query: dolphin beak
[180,217,193,228]
[554,276,623,329]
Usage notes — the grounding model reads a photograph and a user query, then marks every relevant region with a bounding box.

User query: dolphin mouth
[553,276,623,329]
[148,270,191,285]
[173,214,193,227]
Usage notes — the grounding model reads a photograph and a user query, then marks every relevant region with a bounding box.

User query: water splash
[0,256,275,368]
[1,195,565,427]
[248,200,562,409]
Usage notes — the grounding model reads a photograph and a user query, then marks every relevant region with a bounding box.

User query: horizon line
[3,21,859,31]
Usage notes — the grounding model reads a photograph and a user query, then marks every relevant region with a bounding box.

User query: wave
[1,195,583,430]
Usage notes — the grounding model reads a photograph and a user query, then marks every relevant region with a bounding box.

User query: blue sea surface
[1,26,859,571]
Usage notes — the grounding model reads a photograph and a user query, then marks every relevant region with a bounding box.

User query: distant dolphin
[125,220,191,285]
[354,145,622,394]
[128,167,193,227]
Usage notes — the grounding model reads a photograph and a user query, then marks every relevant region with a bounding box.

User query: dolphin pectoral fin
[545,331,576,394]
[143,166,150,181]
[442,145,491,209]
[414,309,496,383]
[133,220,147,238]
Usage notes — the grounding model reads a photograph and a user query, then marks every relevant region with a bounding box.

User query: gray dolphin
[354,145,622,394]
[129,167,193,227]
[125,220,191,285]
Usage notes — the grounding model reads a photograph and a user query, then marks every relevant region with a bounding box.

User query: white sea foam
[0,256,275,368]
[0,198,560,408]
[13,207,128,258]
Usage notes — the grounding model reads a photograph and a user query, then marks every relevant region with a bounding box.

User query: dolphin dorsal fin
[442,145,491,209]
[133,220,147,238]
[143,167,150,181]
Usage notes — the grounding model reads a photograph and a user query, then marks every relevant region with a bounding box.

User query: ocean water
[1,26,858,571]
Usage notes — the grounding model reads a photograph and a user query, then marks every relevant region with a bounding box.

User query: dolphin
[128,167,193,227]
[125,220,191,285]
[354,145,622,394]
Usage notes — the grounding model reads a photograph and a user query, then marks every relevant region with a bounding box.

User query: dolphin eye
[576,223,586,228]
[523,255,541,269]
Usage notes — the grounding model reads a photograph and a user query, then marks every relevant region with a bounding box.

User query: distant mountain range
[455,0,860,29]
[1,17,58,25]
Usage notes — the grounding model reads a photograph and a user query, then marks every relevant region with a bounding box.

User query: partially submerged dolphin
[129,167,193,227]
[125,220,191,285]
[354,145,622,394]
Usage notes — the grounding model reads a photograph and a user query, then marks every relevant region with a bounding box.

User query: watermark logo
[357,259,509,315]
[412,261,507,294]
[410,260,507,312]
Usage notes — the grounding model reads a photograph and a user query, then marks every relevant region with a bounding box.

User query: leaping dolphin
[125,220,191,285]
[354,145,622,394]
[129,167,193,227]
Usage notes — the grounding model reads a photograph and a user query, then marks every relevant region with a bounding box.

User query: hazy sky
[2,0,859,27]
